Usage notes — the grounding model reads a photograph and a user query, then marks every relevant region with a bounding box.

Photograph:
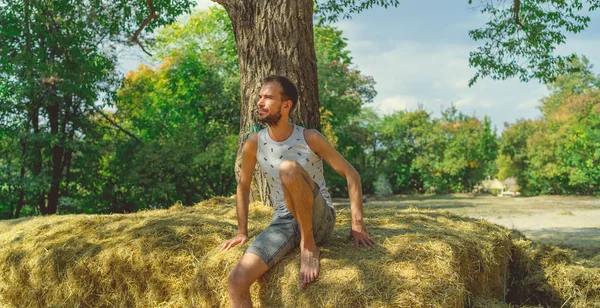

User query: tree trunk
[46,99,63,215]
[16,128,28,219]
[220,0,321,206]
[61,95,76,198]
[32,104,46,214]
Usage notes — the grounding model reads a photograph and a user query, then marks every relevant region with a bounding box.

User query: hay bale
[507,231,600,308]
[0,197,514,307]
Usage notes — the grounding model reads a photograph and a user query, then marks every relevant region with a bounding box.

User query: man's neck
[267,120,294,142]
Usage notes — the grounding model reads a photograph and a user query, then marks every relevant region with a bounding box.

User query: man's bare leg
[279,160,320,288]
[228,253,269,308]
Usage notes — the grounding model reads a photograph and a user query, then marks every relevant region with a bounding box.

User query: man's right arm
[220,133,258,251]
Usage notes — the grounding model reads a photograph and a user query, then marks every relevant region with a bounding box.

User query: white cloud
[194,0,219,10]
[516,98,541,110]
[332,4,600,132]
[337,32,556,131]
[375,95,422,115]
[452,96,493,108]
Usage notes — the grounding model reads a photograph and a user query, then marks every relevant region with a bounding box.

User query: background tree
[496,119,538,184]
[96,8,241,212]
[413,106,498,193]
[523,56,600,195]
[0,0,196,216]
[378,109,432,194]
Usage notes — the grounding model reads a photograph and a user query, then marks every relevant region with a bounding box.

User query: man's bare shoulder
[246,132,259,145]
[242,133,259,156]
[303,128,331,155]
[303,128,326,144]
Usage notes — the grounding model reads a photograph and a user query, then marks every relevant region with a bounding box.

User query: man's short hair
[263,75,298,112]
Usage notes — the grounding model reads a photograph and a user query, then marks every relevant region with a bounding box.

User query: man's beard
[256,107,282,126]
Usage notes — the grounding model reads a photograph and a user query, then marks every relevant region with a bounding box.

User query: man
[220,75,375,307]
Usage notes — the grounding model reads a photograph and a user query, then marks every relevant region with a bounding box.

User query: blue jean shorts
[245,184,336,268]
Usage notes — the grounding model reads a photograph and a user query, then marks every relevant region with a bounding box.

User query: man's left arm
[305,129,375,249]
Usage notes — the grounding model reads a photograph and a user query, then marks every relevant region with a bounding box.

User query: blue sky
[117,0,600,133]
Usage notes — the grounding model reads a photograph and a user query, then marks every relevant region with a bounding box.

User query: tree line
[1,2,599,219]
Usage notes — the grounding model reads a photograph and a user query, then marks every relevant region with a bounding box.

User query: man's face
[256,82,286,126]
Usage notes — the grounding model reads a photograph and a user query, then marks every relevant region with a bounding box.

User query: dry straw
[0,197,597,307]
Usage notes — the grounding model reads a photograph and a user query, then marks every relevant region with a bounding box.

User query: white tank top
[256,124,334,218]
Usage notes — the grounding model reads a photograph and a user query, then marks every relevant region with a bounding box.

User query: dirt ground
[333,194,600,261]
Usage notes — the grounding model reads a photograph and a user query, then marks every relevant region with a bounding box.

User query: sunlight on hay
[2,196,595,307]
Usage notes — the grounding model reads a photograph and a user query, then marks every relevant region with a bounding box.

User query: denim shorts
[245,184,336,268]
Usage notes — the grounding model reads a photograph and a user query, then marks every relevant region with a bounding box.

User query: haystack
[0,196,534,307]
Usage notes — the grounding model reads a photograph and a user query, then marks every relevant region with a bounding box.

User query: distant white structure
[479,177,520,196]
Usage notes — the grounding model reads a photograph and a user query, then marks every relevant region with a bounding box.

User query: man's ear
[283,100,293,112]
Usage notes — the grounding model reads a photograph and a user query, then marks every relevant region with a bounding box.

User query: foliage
[0,0,196,217]
[312,24,378,196]
[328,105,499,196]
[378,109,431,193]
[3,1,600,218]
[104,8,241,211]
[499,55,600,195]
[468,0,599,85]
[413,106,498,193]
[496,119,537,186]
[320,107,339,149]
[329,108,382,195]
[314,25,377,128]
[317,0,600,86]
[315,0,401,23]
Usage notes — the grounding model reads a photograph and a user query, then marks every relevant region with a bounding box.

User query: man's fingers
[364,236,374,247]
[367,237,376,246]
[221,240,236,251]
[353,236,360,249]
[359,238,370,248]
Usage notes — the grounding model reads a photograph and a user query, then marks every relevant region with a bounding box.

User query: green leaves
[105,7,242,211]
[499,55,600,195]
[467,0,596,86]
[315,0,401,23]
[315,24,376,128]
[0,0,197,216]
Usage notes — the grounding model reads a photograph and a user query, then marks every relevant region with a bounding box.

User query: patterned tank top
[256,124,334,218]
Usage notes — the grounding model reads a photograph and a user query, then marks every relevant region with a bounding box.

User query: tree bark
[15,0,34,219]
[60,95,76,198]
[220,0,321,206]
[32,103,46,214]
[46,99,63,215]
[16,129,27,219]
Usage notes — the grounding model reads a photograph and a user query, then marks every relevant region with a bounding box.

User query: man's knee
[279,160,303,186]
[228,265,254,290]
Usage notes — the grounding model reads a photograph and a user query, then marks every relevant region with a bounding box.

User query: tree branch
[131,0,157,57]
[513,0,526,30]
[95,108,144,144]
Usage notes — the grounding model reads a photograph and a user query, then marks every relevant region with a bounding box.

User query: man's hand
[220,234,249,251]
[350,223,375,249]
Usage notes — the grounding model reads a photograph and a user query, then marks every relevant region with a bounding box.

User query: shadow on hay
[0,215,36,226]
[505,231,571,308]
